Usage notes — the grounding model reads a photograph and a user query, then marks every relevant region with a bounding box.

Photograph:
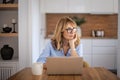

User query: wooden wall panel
[46,13,118,38]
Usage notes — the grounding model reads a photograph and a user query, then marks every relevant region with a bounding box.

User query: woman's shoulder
[45,39,56,50]
[46,39,56,48]
[45,39,52,46]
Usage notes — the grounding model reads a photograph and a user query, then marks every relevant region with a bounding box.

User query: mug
[32,62,43,75]
[96,30,102,37]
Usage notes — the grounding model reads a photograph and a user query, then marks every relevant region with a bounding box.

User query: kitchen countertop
[81,36,117,39]
[45,35,117,39]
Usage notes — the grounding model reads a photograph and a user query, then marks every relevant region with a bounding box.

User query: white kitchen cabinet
[114,0,118,13]
[90,0,114,14]
[93,47,116,55]
[92,55,115,69]
[42,0,118,13]
[92,39,117,69]
[44,0,68,13]
[81,39,92,55]
[92,39,117,47]
[43,0,90,13]
[117,1,120,76]
[81,39,92,66]
[117,35,120,77]
[81,39,117,69]
[118,25,120,34]
[68,0,90,13]
[83,55,92,66]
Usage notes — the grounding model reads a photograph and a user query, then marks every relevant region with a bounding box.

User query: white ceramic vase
[77,27,82,37]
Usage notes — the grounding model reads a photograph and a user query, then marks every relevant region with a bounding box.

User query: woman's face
[62,23,77,40]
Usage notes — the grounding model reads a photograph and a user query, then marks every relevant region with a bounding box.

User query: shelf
[0,4,18,10]
[0,33,18,37]
[0,57,18,62]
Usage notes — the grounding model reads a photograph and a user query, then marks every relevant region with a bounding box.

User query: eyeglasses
[65,27,77,33]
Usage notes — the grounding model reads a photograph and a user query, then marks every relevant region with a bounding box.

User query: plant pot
[0,45,14,60]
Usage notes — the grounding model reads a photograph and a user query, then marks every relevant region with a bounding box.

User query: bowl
[3,27,12,33]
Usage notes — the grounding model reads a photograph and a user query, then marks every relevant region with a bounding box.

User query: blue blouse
[37,40,83,63]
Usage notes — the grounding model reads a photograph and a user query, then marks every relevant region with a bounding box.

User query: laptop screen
[46,57,83,75]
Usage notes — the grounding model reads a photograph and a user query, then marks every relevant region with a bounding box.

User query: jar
[92,30,95,37]
[0,45,14,60]
[96,30,102,37]
[101,30,104,37]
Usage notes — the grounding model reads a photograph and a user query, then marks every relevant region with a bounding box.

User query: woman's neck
[62,38,69,46]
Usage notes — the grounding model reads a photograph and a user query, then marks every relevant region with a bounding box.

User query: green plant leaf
[71,16,86,27]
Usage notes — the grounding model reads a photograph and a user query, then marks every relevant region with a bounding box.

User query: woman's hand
[69,34,78,56]
[69,34,77,49]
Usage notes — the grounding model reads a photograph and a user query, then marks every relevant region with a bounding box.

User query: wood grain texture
[46,13,118,39]
[8,67,120,80]
[0,4,18,10]
[0,33,18,37]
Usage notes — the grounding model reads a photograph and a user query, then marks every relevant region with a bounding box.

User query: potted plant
[71,16,86,37]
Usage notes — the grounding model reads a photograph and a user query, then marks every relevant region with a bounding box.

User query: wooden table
[8,67,120,80]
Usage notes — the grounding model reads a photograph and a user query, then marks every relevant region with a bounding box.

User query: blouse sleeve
[37,41,51,63]
[75,43,83,57]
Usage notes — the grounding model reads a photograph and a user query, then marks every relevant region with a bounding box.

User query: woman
[37,16,83,64]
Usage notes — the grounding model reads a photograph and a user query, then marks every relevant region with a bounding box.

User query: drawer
[93,46,116,55]
[92,39,117,47]
[81,39,92,55]
[92,55,115,69]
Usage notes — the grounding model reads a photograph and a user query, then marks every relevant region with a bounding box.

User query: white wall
[19,0,44,70]
[19,0,29,70]
[28,0,41,63]
[117,0,120,77]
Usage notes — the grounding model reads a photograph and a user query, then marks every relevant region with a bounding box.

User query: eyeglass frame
[65,27,77,33]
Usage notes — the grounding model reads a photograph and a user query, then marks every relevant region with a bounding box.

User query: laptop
[46,57,83,75]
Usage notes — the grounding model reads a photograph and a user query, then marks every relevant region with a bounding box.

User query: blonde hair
[51,16,80,50]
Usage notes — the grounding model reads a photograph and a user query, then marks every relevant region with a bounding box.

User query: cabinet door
[117,35,120,77]
[92,39,117,69]
[93,55,115,69]
[114,0,118,13]
[81,39,92,66]
[81,39,92,55]
[90,0,114,14]
[119,7,120,34]
[68,0,90,13]
[92,39,117,47]
[44,0,68,13]
[83,55,92,66]
[93,46,116,55]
